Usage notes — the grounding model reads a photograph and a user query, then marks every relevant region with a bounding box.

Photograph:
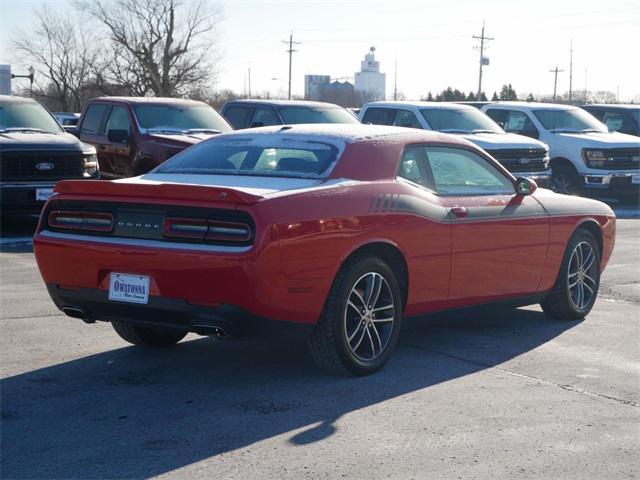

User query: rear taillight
[163,217,252,243]
[48,211,114,232]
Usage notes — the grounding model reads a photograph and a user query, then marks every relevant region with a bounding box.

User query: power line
[549,66,565,101]
[472,21,494,99]
[282,32,301,100]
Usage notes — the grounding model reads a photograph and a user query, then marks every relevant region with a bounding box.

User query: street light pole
[11,66,35,95]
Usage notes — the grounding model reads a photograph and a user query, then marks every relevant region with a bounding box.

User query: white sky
[1,0,639,101]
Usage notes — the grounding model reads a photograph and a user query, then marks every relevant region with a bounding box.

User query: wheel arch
[575,219,603,258]
[339,240,409,311]
[550,157,577,172]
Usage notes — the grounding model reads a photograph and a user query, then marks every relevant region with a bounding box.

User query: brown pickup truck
[75,97,232,178]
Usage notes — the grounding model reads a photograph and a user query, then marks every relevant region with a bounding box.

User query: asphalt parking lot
[1,204,638,479]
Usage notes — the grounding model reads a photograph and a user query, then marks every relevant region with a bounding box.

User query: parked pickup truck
[221,99,359,129]
[74,97,232,178]
[483,102,640,195]
[359,101,551,187]
[0,95,98,216]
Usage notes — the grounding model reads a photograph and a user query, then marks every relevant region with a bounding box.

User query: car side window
[501,110,539,138]
[249,107,279,128]
[362,108,395,125]
[105,106,131,133]
[80,104,108,134]
[397,146,434,189]
[424,146,514,195]
[393,110,422,128]
[223,106,251,129]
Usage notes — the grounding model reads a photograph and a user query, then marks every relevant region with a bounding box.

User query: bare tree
[11,6,99,111]
[77,0,221,97]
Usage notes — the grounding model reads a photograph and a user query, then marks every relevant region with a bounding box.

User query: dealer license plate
[36,188,54,201]
[631,175,640,185]
[108,273,150,304]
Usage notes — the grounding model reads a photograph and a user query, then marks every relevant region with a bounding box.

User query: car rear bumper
[34,229,325,325]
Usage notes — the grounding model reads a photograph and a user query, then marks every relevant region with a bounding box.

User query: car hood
[148,132,219,145]
[0,131,94,153]
[554,131,640,148]
[460,132,547,150]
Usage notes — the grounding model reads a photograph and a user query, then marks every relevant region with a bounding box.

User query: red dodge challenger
[34,124,616,375]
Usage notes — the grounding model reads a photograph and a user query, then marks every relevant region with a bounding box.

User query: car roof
[363,101,476,110]
[89,96,208,106]
[484,101,580,111]
[224,99,344,108]
[0,95,39,105]
[214,123,473,147]
[582,104,639,110]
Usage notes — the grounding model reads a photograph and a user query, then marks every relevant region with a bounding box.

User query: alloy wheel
[567,241,597,310]
[343,272,395,362]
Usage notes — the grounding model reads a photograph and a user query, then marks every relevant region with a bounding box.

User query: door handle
[451,207,468,219]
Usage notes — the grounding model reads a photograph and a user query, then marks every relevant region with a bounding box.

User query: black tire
[112,321,188,347]
[541,229,601,320]
[308,254,403,376]
[551,163,580,195]
[132,158,156,176]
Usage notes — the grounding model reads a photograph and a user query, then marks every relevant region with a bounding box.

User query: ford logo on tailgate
[35,162,55,171]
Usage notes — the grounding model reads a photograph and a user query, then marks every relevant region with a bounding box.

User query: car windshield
[631,109,640,125]
[0,101,62,134]
[155,137,338,179]
[133,104,232,134]
[277,106,360,124]
[420,107,503,133]
[533,108,607,133]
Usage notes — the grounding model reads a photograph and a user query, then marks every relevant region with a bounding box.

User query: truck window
[223,106,251,129]
[393,110,422,128]
[81,104,108,134]
[249,107,279,128]
[105,106,131,133]
[362,108,395,126]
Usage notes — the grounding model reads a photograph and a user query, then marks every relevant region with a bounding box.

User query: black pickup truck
[0,95,98,216]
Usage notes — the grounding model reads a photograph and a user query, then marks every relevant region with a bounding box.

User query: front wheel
[112,321,188,347]
[308,254,403,376]
[551,164,580,195]
[541,229,601,320]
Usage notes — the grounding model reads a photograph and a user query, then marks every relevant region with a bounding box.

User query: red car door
[421,145,549,307]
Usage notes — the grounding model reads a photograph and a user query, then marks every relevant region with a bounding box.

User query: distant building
[354,47,385,101]
[304,75,331,100]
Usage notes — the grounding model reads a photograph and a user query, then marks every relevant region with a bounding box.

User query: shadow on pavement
[1,307,579,478]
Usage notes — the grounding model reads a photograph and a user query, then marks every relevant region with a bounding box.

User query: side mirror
[64,126,80,138]
[107,129,130,144]
[516,177,538,196]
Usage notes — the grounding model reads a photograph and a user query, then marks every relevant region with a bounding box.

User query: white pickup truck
[482,102,640,195]
[359,101,551,187]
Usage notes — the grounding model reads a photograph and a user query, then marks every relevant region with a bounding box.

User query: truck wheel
[541,229,601,320]
[551,164,580,195]
[308,254,403,376]
[112,321,187,347]
[132,159,156,176]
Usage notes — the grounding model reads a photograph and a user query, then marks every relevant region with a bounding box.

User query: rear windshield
[0,101,62,134]
[277,106,359,125]
[155,137,338,179]
[133,104,232,134]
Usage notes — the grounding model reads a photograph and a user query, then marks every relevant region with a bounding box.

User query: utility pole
[473,21,494,100]
[393,58,398,101]
[568,41,573,102]
[282,32,301,100]
[248,65,251,98]
[549,66,564,102]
